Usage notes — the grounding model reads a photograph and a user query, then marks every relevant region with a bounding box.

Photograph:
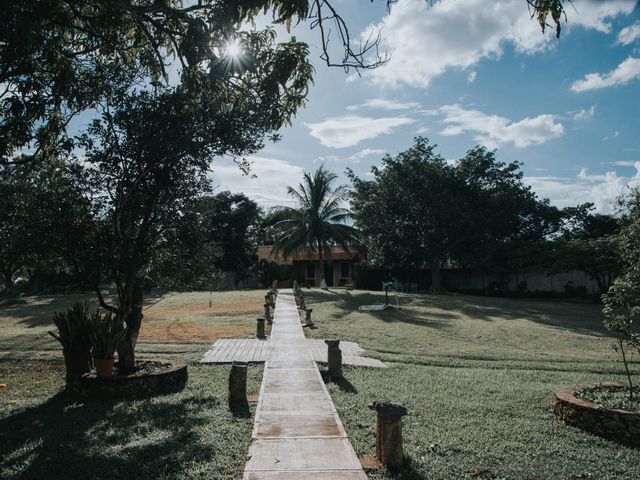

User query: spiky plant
[48,302,92,352]
[89,311,127,360]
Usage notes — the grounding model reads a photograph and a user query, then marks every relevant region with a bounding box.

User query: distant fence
[355,267,602,296]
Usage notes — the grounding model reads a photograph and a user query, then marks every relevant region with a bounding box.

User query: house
[257,245,359,288]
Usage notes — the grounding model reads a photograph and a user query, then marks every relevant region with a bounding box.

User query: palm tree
[267,166,357,288]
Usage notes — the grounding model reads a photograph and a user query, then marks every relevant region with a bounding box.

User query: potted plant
[89,311,126,378]
[49,303,92,381]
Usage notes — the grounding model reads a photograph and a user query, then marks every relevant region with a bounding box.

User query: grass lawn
[0,359,263,480]
[304,289,640,480]
[1,289,638,479]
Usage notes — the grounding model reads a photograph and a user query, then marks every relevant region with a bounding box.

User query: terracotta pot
[94,357,115,378]
[63,350,91,380]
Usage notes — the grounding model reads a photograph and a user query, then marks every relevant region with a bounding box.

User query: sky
[209,0,640,214]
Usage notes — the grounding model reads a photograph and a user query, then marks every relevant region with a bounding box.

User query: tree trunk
[2,269,16,296]
[429,252,443,293]
[117,279,144,373]
[317,243,327,289]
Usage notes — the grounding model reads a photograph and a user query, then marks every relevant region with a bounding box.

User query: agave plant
[89,311,127,360]
[48,302,92,352]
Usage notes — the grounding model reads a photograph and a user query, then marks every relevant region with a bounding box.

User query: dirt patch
[144,300,261,318]
[139,320,253,343]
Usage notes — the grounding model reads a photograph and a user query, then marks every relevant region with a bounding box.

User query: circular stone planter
[553,383,640,446]
[67,360,187,398]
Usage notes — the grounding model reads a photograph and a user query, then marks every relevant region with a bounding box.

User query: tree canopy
[349,138,559,291]
[1,0,570,164]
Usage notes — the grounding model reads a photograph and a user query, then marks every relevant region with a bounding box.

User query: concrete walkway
[243,290,368,480]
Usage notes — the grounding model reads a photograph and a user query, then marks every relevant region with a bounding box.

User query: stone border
[67,361,187,398]
[553,383,640,446]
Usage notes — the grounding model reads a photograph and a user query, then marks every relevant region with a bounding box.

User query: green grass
[2,289,639,479]
[306,289,640,480]
[0,358,263,480]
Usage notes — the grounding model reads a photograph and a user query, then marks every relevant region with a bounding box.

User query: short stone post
[228,362,248,406]
[298,295,307,311]
[368,401,408,471]
[256,317,266,339]
[304,308,313,325]
[325,339,342,379]
[264,303,271,322]
[272,280,278,294]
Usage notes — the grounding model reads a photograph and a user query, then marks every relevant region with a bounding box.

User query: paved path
[243,290,368,480]
[201,339,384,368]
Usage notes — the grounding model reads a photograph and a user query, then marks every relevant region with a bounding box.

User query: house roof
[258,245,358,264]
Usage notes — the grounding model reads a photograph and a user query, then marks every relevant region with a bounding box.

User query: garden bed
[66,360,187,398]
[554,383,640,446]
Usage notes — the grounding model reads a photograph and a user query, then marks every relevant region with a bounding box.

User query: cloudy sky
[212,0,640,213]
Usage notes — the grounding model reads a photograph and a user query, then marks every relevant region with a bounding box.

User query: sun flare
[224,38,243,59]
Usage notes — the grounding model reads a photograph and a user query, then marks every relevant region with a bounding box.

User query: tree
[601,189,640,399]
[82,62,309,370]
[150,192,263,289]
[0,158,93,294]
[267,166,357,288]
[349,138,556,291]
[543,205,621,294]
[1,0,569,165]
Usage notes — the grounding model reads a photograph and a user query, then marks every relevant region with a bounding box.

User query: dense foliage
[349,138,559,291]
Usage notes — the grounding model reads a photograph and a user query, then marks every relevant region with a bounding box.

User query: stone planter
[554,383,640,446]
[67,360,187,398]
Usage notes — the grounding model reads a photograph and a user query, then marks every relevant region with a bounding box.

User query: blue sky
[211,0,640,213]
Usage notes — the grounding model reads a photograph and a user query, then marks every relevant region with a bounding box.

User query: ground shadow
[304,289,611,337]
[0,389,226,480]
[331,376,358,394]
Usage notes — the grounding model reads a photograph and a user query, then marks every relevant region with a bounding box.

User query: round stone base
[67,360,187,398]
[554,383,640,446]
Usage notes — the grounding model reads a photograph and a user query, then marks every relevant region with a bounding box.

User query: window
[306,263,315,280]
[340,262,350,279]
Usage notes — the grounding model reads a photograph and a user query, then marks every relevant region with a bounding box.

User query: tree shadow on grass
[305,289,610,337]
[0,390,235,480]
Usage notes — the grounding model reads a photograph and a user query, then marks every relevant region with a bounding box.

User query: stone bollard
[325,339,342,379]
[256,317,266,339]
[299,295,307,311]
[228,362,248,406]
[264,303,271,322]
[368,401,408,471]
[304,308,313,325]
[272,280,278,294]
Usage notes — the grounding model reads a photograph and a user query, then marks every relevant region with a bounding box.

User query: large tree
[267,166,357,288]
[82,56,310,370]
[349,138,557,291]
[1,0,569,165]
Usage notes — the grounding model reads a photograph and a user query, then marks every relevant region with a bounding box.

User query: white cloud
[526,162,640,213]
[348,148,386,161]
[571,56,640,92]
[305,115,415,148]
[416,126,430,134]
[467,71,477,83]
[347,99,421,111]
[437,104,564,148]
[617,21,640,44]
[611,160,638,167]
[362,0,636,88]
[572,105,596,120]
[211,156,304,208]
